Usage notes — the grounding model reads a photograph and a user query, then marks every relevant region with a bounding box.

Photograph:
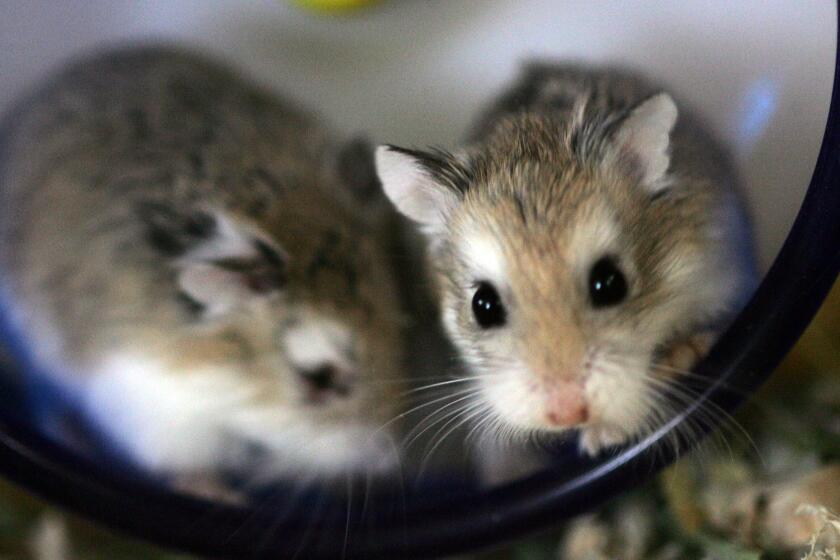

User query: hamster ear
[169,210,288,317]
[336,135,382,205]
[612,93,678,193]
[375,145,463,237]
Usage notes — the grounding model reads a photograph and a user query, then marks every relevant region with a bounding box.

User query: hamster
[0,46,405,490]
[375,63,757,456]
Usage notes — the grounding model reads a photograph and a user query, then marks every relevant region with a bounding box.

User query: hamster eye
[472,282,506,328]
[588,257,628,307]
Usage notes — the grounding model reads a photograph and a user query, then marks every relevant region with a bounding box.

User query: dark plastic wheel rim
[0,8,838,560]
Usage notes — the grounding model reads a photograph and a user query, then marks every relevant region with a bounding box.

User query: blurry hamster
[0,46,404,488]
[375,63,756,455]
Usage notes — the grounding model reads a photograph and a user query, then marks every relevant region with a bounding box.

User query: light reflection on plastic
[736,78,779,152]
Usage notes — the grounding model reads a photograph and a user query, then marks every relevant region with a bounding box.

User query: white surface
[0,0,835,269]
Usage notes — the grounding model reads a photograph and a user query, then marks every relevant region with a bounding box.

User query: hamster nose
[545,382,589,426]
[546,405,588,426]
[306,366,336,390]
[299,364,354,401]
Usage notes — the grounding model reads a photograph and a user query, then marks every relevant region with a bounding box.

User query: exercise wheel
[0,2,837,558]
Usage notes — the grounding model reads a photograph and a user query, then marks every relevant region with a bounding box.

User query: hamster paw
[579,425,628,456]
[659,331,717,373]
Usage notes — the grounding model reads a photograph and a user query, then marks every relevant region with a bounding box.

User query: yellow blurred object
[291,0,382,14]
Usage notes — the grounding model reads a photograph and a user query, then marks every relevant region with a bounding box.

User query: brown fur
[0,45,404,480]
[379,62,757,453]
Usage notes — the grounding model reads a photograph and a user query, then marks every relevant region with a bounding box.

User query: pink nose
[544,381,589,426]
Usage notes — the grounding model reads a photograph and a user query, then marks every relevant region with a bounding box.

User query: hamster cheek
[477,364,553,434]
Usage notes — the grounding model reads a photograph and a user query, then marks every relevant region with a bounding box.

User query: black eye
[472,282,506,328]
[588,257,628,308]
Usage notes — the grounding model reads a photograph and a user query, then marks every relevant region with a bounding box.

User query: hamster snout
[282,316,362,404]
[543,381,588,426]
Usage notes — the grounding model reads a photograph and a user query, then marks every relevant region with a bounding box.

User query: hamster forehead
[450,163,630,299]
[261,188,402,380]
[447,156,705,321]
[262,187,388,315]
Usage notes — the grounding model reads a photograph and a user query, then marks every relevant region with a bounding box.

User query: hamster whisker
[646,371,751,437]
[643,386,708,462]
[389,374,462,383]
[418,402,488,477]
[643,374,762,464]
[658,394,734,465]
[382,432,409,521]
[478,409,526,449]
[394,391,480,445]
[619,387,666,461]
[463,404,499,445]
[231,472,319,552]
[288,482,331,560]
[648,362,771,403]
[342,470,354,560]
[399,388,475,408]
[373,387,480,435]
[504,418,530,447]
[359,459,376,528]
[367,378,426,385]
[402,396,484,451]
[632,381,715,464]
[400,374,490,396]
[408,396,487,444]
[649,363,777,437]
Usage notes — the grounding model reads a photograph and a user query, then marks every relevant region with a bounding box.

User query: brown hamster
[0,46,405,487]
[375,62,756,456]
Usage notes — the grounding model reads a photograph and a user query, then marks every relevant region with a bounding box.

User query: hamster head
[253,171,405,478]
[133,144,404,478]
[376,94,737,454]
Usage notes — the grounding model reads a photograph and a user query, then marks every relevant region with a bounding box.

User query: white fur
[177,263,251,317]
[567,207,621,271]
[614,93,678,191]
[459,231,508,288]
[83,349,393,477]
[282,315,352,372]
[84,351,256,472]
[181,210,260,263]
[375,146,456,237]
[479,362,541,431]
[77,305,395,478]
[175,209,284,315]
[80,311,394,478]
[442,302,460,342]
